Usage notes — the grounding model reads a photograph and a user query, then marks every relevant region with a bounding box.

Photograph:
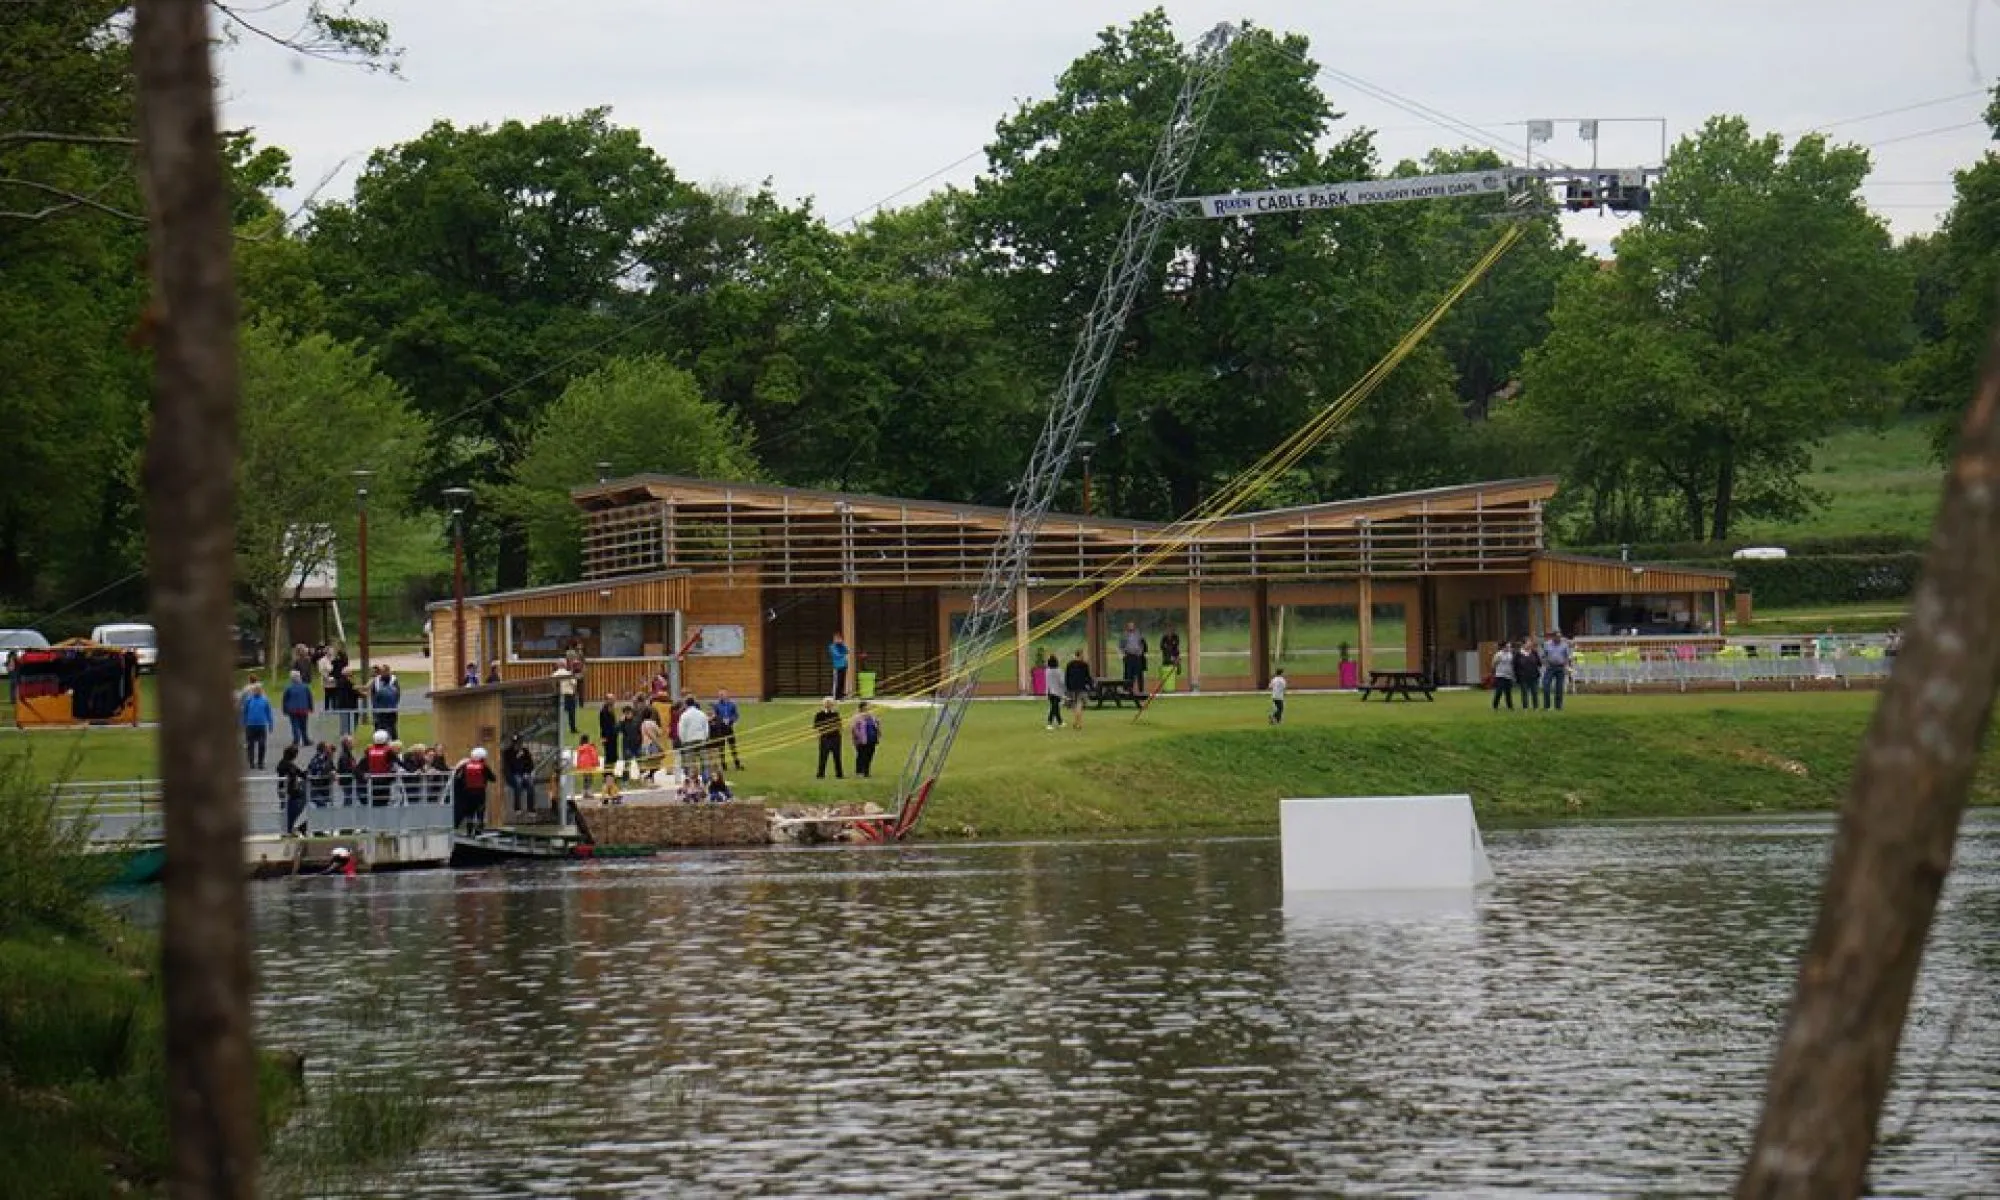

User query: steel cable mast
[885,22,1240,838]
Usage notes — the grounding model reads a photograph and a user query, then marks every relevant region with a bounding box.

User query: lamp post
[352,469,373,681]
[1078,441,1095,516]
[443,487,473,685]
[595,460,614,485]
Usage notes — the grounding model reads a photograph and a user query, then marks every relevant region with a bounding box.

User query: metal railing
[53,774,457,844]
[1569,638,1895,691]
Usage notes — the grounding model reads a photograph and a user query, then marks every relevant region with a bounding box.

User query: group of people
[1490,631,1574,711]
[268,728,521,834]
[810,697,882,779]
[588,685,745,799]
[238,650,403,768]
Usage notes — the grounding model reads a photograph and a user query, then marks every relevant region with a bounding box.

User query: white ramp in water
[1280,794,1494,893]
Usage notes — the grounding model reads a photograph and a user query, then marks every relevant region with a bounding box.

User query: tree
[306,109,694,586]
[235,323,425,658]
[488,356,758,581]
[1516,116,1912,541]
[1396,148,1592,420]
[966,10,1452,519]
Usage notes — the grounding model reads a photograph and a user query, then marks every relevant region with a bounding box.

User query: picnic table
[1357,669,1435,702]
[1090,680,1143,708]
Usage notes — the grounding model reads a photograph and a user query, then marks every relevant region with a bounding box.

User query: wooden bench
[1089,680,1142,708]
[1357,669,1435,702]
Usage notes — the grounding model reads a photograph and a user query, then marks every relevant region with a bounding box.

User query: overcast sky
[218,0,1998,255]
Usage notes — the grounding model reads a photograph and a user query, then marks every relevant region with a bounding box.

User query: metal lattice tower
[888,22,1240,838]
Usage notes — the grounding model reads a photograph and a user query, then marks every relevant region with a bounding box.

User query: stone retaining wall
[577,801,769,848]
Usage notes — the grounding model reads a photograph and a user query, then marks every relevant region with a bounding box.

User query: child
[1269,667,1288,725]
[707,772,734,804]
[574,734,601,800]
[1043,652,1063,729]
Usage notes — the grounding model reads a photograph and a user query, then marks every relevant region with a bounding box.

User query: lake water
[250,816,1999,1197]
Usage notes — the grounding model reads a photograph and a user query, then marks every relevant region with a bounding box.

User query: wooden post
[1014,587,1032,695]
[133,2,260,1193]
[1186,580,1203,692]
[1088,598,1106,677]
[1250,580,1270,689]
[840,585,858,695]
[1357,575,1375,676]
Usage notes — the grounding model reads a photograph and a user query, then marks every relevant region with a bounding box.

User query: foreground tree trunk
[133,3,258,1196]
[1736,327,2000,1197]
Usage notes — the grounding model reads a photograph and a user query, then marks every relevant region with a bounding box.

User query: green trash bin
[857,670,877,699]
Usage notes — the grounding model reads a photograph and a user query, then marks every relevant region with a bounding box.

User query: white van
[91,622,159,672]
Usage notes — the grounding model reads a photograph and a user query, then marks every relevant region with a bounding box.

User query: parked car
[0,628,50,676]
[90,622,159,672]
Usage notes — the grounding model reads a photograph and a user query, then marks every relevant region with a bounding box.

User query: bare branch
[0,131,138,151]
[0,176,145,224]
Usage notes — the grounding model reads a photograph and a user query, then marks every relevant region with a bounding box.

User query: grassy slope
[709,690,1998,838]
[1735,420,1942,541]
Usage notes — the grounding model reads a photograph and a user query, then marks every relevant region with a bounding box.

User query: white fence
[1569,636,1896,692]
[53,775,456,844]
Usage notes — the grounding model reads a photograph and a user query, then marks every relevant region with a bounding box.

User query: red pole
[452,517,466,684]
[356,495,370,679]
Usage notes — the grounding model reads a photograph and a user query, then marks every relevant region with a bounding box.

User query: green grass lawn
[1735,420,1942,542]
[12,680,1997,838]
[639,688,1997,837]
[1737,602,1908,635]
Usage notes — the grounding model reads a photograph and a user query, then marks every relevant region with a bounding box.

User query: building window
[508,614,671,662]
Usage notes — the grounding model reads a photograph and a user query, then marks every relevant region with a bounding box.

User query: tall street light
[595,460,614,484]
[352,469,374,681]
[443,487,473,685]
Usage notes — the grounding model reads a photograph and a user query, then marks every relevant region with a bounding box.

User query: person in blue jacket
[829,633,850,700]
[240,678,274,769]
[281,669,314,746]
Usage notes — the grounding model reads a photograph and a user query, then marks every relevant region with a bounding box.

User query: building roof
[425,569,691,613]
[571,473,1563,537]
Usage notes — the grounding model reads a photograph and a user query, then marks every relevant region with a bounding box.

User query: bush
[0,755,116,941]
[1666,553,1927,608]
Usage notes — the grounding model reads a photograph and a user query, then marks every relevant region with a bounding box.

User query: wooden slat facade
[1529,555,1734,596]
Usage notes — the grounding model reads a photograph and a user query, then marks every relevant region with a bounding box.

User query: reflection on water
[251,817,2000,1197]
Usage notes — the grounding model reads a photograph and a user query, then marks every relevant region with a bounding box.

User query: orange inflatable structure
[10,641,141,727]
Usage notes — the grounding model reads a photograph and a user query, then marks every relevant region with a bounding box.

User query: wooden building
[428,475,1733,698]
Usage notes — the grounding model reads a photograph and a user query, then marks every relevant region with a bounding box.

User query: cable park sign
[1190,170,1508,218]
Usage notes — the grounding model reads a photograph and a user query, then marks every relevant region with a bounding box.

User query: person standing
[1513,639,1542,711]
[461,661,481,688]
[851,701,882,778]
[1043,651,1064,729]
[240,678,274,769]
[330,662,360,737]
[336,734,359,806]
[618,705,644,780]
[1063,648,1094,732]
[1541,630,1572,711]
[598,694,621,771]
[503,736,537,812]
[829,633,850,700]
[364,729,397,807]
[1159,630,1182,687]
[369,664,401,739]
[453,747,494,829]
[813,698,844,778]
[281,669,315,746]
[1269,667,1288,725]
[1119,622,1147,694]
[1490,641,1516,711]
[573,735,602,800]
[276,745,308,835]
[306,741,336,809]
[677,693,711,780]
[553,662,579,734]
[712,690,744,769]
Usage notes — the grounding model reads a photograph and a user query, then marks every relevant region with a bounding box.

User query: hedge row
[1568,532,1924,561]
[1667,553,1925,608]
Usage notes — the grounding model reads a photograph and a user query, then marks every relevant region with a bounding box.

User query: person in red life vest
[453,746,493,830]
[364,729,398,807]
[324,846,358,877]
